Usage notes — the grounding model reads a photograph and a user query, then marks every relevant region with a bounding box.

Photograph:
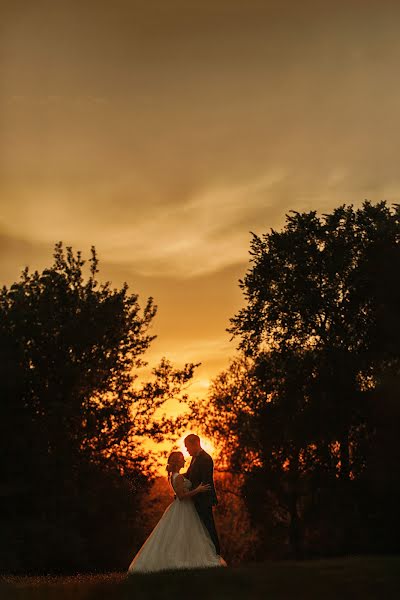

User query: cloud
[0,227,54,285]
[0,167,290,280]
[2,0,400,397]
[101,169,288,277]
[1,166,398,285]
[144,335,233,366]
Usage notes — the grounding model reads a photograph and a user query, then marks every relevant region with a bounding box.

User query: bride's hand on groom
[196,482,211,493]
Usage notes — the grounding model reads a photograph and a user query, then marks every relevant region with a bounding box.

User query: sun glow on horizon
[177,431,215,460]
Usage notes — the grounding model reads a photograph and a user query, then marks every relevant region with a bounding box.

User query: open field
[1,556,399,600]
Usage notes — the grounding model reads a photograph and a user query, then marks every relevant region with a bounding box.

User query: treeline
[0,243,197,574]
[2,201,399,573]
[191,201,400,559]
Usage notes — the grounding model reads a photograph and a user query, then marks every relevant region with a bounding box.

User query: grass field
[1,556,399,600]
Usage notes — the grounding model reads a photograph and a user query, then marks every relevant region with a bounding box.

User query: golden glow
[2,1,397,431]
[177,431,215,459]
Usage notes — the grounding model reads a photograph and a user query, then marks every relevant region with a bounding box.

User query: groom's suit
[186,449,220,555]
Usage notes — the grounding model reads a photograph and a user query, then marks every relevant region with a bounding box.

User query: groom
[184,434,221,555]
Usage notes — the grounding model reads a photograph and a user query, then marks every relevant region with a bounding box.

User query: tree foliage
[192,201,400,558]
[0,242,197,573]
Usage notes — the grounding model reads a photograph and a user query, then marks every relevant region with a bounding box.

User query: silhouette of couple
[128,434,226,573]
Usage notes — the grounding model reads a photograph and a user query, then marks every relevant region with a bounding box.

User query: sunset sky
[2,1,400,416]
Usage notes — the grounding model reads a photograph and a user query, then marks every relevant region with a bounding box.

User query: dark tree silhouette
[191,201,400,559]
[0,242,198,574]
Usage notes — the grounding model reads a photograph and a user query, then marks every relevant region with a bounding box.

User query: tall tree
[0,242,198,573]
[193,201,400,558]
[229,201,400,480]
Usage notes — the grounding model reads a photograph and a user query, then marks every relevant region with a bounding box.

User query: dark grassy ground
[1,556,399,600]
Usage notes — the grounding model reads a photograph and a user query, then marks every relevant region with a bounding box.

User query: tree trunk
[287,452,303,558]
[288,491,302,559]
[339,430,350,480]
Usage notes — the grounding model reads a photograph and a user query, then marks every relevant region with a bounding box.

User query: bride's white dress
[128,473,226,573]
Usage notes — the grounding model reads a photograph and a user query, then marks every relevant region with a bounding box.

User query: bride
[128,451,226,573]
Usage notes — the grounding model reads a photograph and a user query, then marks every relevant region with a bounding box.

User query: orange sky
[2,1,400,417]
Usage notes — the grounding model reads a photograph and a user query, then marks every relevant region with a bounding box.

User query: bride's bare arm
[173,474,211,500]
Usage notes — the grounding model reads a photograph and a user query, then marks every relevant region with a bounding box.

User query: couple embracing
[128,434,226,573]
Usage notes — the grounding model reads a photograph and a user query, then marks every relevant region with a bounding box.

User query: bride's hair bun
[166,451,183,475]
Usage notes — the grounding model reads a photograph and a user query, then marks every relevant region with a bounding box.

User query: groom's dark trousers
[194,502,220,555]
[186,449,221,555]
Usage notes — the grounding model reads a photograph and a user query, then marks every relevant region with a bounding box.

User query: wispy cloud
[0,165,286,277]
[2,0,400,394]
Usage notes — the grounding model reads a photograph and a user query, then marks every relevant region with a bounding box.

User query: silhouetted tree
[230,201,399,477]
[192,201,400,558]
[0,242,198,573]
